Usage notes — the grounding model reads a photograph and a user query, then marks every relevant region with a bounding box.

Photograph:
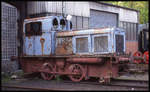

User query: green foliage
[103,1,149,24]
[2,73,11,83]
[55,75,62,82]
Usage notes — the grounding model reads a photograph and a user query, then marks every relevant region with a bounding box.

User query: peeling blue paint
[23,16,125,56]
[23,16,58,56]
[72,28,125,54]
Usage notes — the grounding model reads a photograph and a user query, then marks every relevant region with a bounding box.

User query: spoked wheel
[133,51,143,64]
[68,64,84,82]
[40,63,54,80]
[143,51,149,64]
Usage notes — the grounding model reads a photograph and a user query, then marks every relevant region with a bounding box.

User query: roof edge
[94,1,139,12]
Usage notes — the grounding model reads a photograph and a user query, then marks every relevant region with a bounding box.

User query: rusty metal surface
[24,16,55,22]
[66,58,103,64]
[19,56,120,83]
[19,54,126,59]
[118,57,130,61]
[87,61,118,78]
[68,64,85,82]
[56,28,111,37]
[55,37,73,55]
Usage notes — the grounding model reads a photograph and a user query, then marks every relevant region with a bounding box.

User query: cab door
[33,21,52,56]
[24,36,34,55]
[24,22,36,55]
[24,21,43,55]
[24,20,53,56]
[34,33,51,55]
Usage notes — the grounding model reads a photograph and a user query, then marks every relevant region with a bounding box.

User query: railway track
[2,78,148,91]
[2,85,75,91]
[111,79,148,88]
[2,85,47,91]
[63,79,148,89]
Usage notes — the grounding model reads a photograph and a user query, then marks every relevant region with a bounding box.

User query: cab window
[25,22,42,36]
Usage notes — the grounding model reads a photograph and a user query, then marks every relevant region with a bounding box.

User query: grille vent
[115,35,124,53]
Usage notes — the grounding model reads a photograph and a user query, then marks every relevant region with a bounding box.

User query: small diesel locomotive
[133,28,149,64]
[17,16,134,83]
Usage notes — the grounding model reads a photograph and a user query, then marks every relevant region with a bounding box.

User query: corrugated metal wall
[119,21,138,41]
[71,16,89,30]
[90,2,138,23]
[89,9,118,28]
[1,2,18,73]
[138,23,149,32]
[27,2,90,30]
[27,1,90,17]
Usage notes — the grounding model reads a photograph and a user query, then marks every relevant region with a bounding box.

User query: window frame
[25,22,42,36]
[114,32,126,53]
[91,34,110,54]
[72,35,91,54]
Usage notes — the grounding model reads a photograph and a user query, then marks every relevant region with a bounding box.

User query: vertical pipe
[62,1,64,17]
[130,22,132,41]
[76,16,77,30]
[82,16,83,29]
[56,2,57,16]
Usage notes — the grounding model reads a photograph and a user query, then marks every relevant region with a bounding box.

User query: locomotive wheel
[133,51,143,63]
[68,64,84,82]
[143,51,149,64]
[40,63,54,80]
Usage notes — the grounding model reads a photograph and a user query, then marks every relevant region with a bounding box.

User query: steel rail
[62,79,149,89]
[2,79,148,91]
[2,85,76,91]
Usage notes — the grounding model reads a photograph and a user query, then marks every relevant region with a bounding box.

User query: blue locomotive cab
[23,16,59,56]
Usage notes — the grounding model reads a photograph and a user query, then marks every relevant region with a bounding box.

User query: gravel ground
[116,72,149,81]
